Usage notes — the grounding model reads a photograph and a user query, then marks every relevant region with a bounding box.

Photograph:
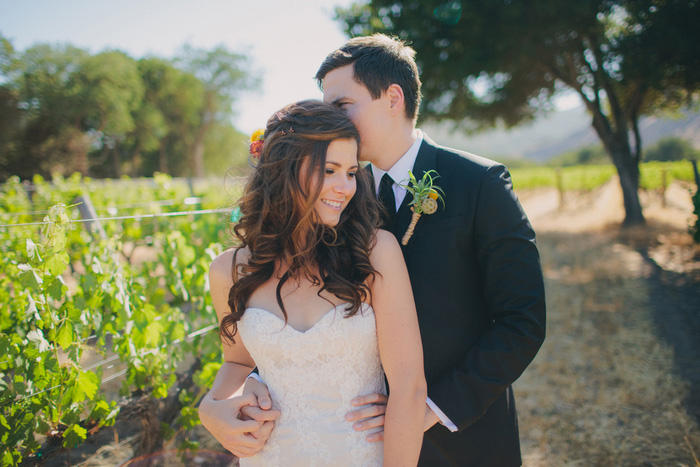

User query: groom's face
[322,64,391,166]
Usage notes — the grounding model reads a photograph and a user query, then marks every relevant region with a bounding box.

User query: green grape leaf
[18,264,43,289]
[2,450,17,466]
[45,252,69,277]
[45,276,67,301]
[88,399,119,426]
[144,321,164,347]
[56,321,74,350]
[62,423,86,448]
[64,370,99,405]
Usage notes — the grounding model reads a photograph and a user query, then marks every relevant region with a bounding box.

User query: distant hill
[421,107,700,163]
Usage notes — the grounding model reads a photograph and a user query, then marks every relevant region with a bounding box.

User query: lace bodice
[237,302,385,467]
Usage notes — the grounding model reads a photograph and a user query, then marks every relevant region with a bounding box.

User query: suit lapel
[395,138,438,256]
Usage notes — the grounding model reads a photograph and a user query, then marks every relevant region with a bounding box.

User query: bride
[204,100,426,466]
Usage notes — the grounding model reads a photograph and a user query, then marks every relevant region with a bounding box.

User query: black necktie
[378,173,396,227]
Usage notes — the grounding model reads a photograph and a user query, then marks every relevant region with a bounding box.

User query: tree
[0,40,90,178]
[339,0,700,225]
[74,51,144,177]
[175,45,259,177]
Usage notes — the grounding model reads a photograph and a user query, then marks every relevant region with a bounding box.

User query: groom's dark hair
[316,34,422,124]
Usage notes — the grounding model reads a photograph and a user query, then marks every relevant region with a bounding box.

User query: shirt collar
[371,129,423,193]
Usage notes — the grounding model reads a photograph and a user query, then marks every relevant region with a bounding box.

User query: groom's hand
[346,394,442,442]
[345,393,388,442]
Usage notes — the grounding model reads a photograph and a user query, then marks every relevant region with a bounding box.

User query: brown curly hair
[220,100,382,343]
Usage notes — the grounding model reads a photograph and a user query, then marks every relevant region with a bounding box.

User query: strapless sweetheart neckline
[245,302,364,334]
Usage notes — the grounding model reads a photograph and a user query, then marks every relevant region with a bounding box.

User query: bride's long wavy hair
[220,100,382,343]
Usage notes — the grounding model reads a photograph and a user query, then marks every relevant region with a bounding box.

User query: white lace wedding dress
[237,302,385,467]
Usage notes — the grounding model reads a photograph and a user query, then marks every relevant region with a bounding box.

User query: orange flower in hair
[249,129,265,159]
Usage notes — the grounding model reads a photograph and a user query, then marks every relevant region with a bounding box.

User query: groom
[200,34,546,465]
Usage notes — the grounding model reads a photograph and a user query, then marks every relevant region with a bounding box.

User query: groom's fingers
[366,430,384,443]
[351,393,388,406]
[352,413,386,432]
[346,403,386,422]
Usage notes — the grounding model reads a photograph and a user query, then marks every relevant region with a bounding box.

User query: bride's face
[299,138,359,226]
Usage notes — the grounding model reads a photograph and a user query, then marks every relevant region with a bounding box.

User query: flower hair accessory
[249,128,265,160]
[400,170,444,245]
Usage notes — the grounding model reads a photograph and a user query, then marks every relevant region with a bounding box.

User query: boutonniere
[400,170,445,245]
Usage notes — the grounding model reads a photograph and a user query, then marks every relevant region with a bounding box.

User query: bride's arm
[199,248,280,456]
[206,249,255,395]
[371,230,427,466]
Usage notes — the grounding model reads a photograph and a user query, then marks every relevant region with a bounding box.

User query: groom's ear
[386,84,405,117]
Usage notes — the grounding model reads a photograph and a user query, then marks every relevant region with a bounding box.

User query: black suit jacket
[380,134,546,466]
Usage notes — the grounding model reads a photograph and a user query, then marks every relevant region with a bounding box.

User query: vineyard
[0,161,698,466]
[0,173,241,466]
[509,160,695,191]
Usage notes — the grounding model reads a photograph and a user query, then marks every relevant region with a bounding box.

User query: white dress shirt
[370,130,423,211]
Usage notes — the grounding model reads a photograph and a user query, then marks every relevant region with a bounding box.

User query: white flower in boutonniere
[400,170,445,245]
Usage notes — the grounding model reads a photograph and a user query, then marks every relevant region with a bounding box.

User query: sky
[0,0,357,133]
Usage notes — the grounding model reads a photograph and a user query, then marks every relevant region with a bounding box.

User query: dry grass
[516,179,700,466]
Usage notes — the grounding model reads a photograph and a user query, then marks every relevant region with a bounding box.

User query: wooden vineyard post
[556,167,564,211]
[75,193,107,240]
[661,167,667,208]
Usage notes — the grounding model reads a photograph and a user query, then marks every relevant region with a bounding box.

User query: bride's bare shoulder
[209,246,250,285]
[370,229,402,266]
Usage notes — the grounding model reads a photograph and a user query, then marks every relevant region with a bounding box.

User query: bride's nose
[333,176,354,195]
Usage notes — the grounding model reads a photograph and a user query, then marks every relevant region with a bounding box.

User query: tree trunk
[609,145,645,226]
[587,109,646,226]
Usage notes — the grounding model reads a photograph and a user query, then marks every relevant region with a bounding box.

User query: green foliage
[644,137,699,162]
[0,38,257,181]
[0,174,233,464]
[174,44,260,178]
